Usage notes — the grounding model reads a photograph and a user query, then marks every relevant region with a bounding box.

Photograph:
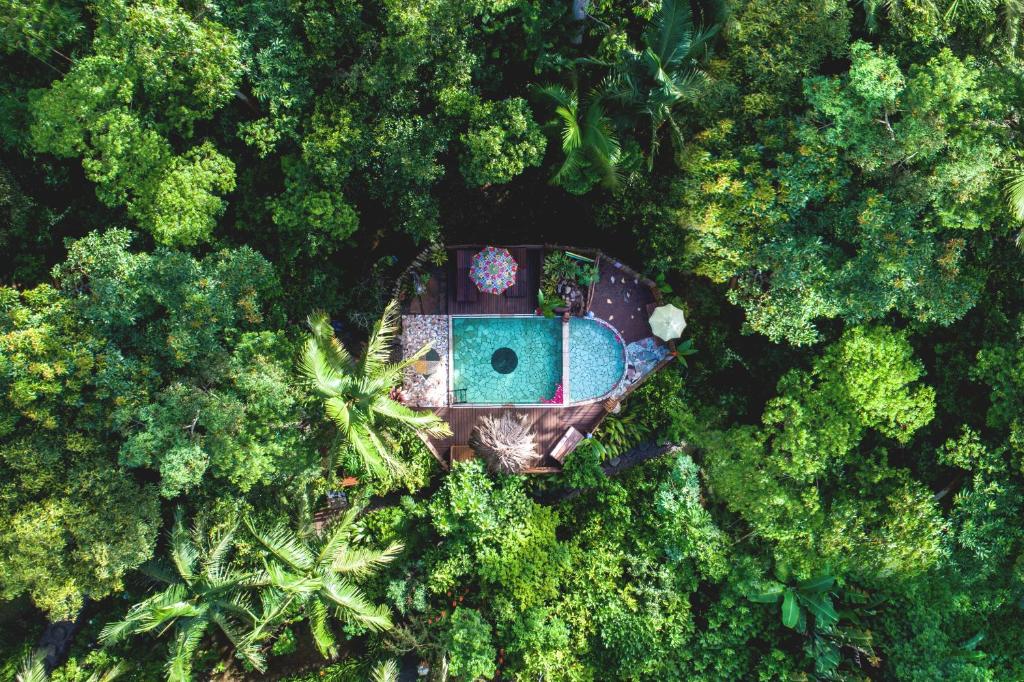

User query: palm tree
[537,83,622,194]
[300,299,451,478]
[99,511,262,681]
[244,504,403,660]
[600,0,718,166]
[1002,166,1024,247]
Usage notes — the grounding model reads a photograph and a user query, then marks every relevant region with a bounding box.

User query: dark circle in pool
[491,347,518,374]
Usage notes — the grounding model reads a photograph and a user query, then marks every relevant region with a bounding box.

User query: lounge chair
[548,426,584,464]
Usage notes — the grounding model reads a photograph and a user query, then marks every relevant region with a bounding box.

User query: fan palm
[300,299,451,478]
[99,510,262,681]
[537,83,622,194]
[600,0,717,165]
[244,504,403,659]
[469,411,539,473]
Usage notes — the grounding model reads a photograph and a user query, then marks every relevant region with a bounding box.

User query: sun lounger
[548,426,584,464]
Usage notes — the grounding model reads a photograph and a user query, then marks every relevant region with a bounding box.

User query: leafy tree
[0,0,83,59]
[28,0,243,245]
[0,283,160,619]
[460,97,546,187]
[300,301,451,478]
[704,326,944,579]
[245,505,402,658]
[444,608,496,681]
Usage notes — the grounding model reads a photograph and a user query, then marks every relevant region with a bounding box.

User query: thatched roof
[468,412,539,474]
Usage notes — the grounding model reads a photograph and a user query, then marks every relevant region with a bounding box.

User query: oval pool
[568,317,626,402]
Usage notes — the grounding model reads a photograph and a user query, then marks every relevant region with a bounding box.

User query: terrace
[394,245,679,473]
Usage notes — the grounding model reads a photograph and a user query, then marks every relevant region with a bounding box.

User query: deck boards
[447,247,541,315]
[427,403,607,468]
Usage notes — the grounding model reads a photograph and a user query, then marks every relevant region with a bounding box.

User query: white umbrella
[648,304,687,341]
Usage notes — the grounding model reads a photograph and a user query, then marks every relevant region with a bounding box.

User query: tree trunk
[37,607,87,672]
[572,0,589,44]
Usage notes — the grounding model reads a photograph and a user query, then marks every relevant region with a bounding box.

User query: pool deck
[396,245,673,472]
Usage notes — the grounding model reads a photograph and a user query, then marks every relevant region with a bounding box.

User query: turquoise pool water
[451,317,561,404]
[568,318,625,402]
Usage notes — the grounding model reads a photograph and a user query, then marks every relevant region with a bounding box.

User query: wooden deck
[397,245,668,472]
[427,403,608,469]
[448,246,541,315]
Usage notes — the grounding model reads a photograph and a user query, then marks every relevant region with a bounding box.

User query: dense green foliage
[3,0,1024,679]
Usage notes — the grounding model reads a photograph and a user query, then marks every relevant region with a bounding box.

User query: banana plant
[749,572,881,678]
[748,573,839,633]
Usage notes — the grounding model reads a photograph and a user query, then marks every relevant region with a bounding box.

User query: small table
[414,348,441,376]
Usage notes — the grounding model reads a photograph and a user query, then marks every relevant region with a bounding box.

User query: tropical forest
[2,0,1024,679]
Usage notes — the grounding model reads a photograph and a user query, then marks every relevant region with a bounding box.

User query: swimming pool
[568,318,626,402]
[450,316,625,405]
[451,317,561,404]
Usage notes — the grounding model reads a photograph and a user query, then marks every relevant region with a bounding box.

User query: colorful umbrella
[648,304,687,341]
[470,246,518,295]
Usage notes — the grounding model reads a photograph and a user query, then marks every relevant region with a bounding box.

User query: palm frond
[299,338,347,398]
[331,541,404,578]
[360,299,401,376]
[86,661,128,682]
[323,395,353,434]
[551,149,586,187]
[99,584,190,643]
[266,561,322,595]
[245,518,316,572]
[1003,167,1024,222]
[320,578,393,632]
[16,650,47,682]
[138,560,178,585]
[306,311,355,374]
[343,419,391,477]
[645,0,696,67]
[371,397,452,437]
[371,660,400,682]
[315,508,359,569]
[169,509,198,583]
[203,523,238,584]
[210,612,266,673]
[166,620,208,682]
[308,599,338,659]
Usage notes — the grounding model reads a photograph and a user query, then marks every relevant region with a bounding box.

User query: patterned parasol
[470,246,518,295]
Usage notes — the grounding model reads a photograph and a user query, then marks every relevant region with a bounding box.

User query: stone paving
[401,315,449,407]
